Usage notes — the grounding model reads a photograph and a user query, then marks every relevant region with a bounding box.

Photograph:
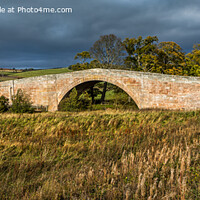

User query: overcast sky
[0,0,200,69]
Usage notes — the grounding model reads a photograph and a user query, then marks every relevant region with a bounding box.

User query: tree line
[69,34,200,77]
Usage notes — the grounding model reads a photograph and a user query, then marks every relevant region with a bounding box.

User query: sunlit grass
[0,110,199,199]
[10,68,71,78]
[0,68,71,82]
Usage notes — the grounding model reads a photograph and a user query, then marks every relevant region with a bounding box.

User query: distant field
[0,110,199,199]
[0,71,15,76]
[13,68,71,78]
[0,68,71,81]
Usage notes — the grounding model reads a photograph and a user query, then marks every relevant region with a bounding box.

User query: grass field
[0,110,199,199]
[0,68,71,81]
[12,68,71,78]
[0,71,16,76]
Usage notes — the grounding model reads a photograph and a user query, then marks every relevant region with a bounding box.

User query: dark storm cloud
[0,0,200,68]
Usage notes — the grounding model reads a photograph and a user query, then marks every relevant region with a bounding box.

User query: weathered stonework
[0,68,199,111]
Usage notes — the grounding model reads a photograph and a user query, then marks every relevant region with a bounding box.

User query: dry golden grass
[0,110,199,199]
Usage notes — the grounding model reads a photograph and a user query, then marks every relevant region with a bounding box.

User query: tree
[185,44,200,76]
[123,36,159,71]
[69,62,91,71]
[59,88,91,111]
[69,51,93,71]
[74,51,91,63]
[123,37,187,75]
[90,34,125,68]
[157,41,186,75]
[89,59,101,68]
[90,34,125,102]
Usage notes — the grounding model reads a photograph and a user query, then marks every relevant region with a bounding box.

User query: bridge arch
[57,77,141,109]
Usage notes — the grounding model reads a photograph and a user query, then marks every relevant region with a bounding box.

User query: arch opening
[58,80,139,111]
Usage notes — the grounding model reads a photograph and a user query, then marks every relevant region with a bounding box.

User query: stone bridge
[0,68,199,111]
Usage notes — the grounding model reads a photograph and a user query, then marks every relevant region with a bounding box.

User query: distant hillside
[0,68,71,82]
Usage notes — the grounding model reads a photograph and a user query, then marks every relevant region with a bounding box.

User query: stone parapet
[0,69,199,111]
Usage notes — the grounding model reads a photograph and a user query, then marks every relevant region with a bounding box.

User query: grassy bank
[0,110,199,199]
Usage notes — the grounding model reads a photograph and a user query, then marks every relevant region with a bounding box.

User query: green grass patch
[0,68,72,82]
[11,68,71,78]
[0,71,15,76]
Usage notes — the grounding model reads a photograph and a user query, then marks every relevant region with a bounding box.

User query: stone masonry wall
[0,68,199,111]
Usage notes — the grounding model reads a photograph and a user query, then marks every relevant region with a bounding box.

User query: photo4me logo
[0,6,73,14]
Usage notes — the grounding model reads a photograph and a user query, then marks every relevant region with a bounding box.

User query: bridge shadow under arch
[58,79,140,110]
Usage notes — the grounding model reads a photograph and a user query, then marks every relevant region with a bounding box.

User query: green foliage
[69,62,93,71]
[157,41,186,75]
[122,37,200,76]
[71,37,200,77]
[90,59,101,68]
[123,36,188,75]
[0,95,9,113]
[59,88,92,111]
[10,89,34,113]
[113,92,138,109]
[123,36,159,71]
[59,88,78,111]
[78,91,92,110]
[186,44,200,76]
[74,51,91,63]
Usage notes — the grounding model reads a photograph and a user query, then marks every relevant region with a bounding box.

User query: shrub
[0,95,9,113]
[10,89,34,113]
[59,88,92,111]
[78,91,92,110]
[113,92,138,109]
